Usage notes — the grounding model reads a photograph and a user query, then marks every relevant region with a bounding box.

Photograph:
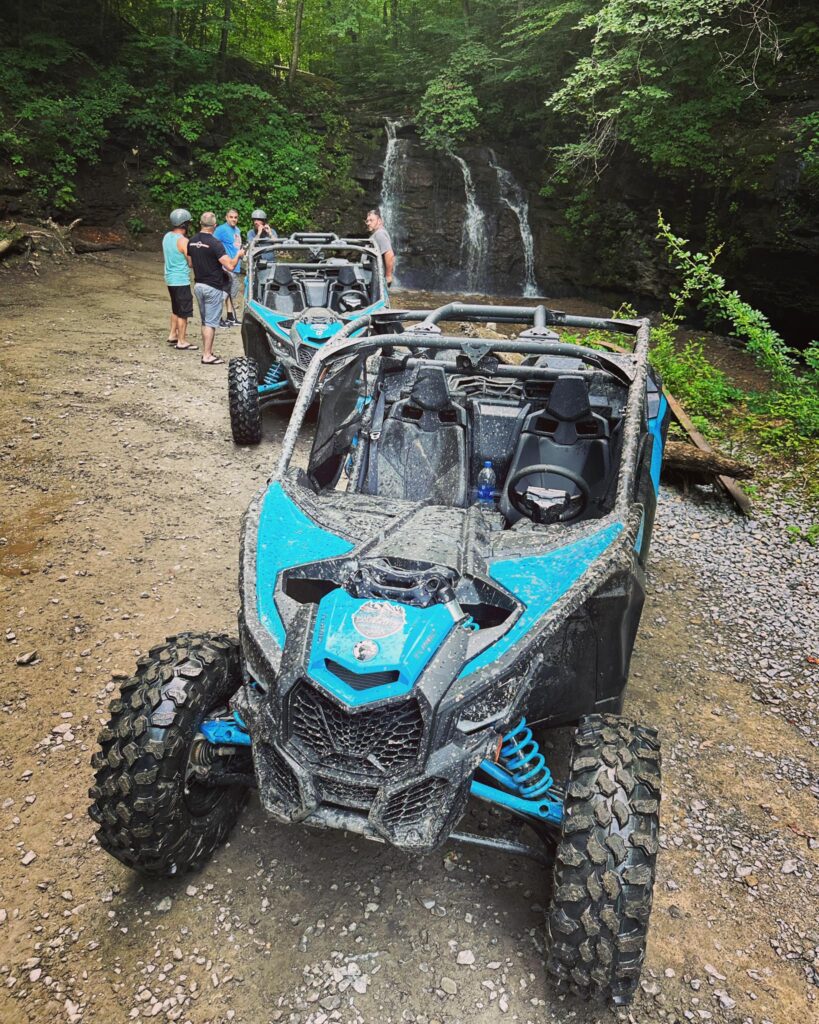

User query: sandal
[174,343,198,350]
[166,338,178,345]
[201,355,224,365]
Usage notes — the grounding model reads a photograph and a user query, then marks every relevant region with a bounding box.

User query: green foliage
[657,213,801,386]
[655,214,819,492]
[648,317,742,420]
[416,43,496,151]
[546,0,780,180]
[0,12,356,224]
[786,523,819,546]
[795,112,819,188]
[0,54,131,208]
[417,74,481,151]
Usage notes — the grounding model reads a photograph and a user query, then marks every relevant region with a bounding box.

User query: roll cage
[274,302,650,523]
[245,232,387,309]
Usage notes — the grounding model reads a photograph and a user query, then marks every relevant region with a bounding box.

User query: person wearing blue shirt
[214,208,243,327]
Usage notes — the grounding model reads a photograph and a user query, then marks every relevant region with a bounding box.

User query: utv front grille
[257,742,301,813]
[325,659,400,690]
[381,777,449,842]
[296,345,317,369]
[288,364,305,387]
[288,681,423,779]
[316,773,379,810]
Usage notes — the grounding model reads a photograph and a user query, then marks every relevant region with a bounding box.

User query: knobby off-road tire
[228,356,262,445]
[547,714,661,1005]
[89,633,248,876]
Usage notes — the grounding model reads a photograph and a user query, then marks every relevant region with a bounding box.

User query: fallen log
[663,440,753,479]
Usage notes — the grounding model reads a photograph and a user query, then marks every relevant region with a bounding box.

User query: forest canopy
[1,1,815,220]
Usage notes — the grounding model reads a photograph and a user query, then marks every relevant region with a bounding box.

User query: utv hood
[307,590,455,705]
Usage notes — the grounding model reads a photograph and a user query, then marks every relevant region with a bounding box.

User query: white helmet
[170,208,192,227]
[251,208,267,221]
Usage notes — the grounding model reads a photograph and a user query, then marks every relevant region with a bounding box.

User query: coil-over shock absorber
[263,362,284,386]
[498,719,555,798]
[471,717,564,825]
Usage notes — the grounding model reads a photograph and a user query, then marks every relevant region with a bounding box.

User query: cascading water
[380,118,408,261]
[489,152,540,297]
[450,153,489,294]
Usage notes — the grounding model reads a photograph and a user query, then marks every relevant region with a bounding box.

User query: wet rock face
[351,123,540,295]
[350,120,819,344]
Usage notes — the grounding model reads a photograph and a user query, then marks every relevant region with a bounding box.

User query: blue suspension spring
[499,718,554,799]
[264,362,284,385]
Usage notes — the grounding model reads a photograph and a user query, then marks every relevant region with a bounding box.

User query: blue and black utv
[228,231,389,445]
[90,303,669,1005]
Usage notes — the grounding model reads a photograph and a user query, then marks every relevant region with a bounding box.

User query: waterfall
[450,153,489,293]
[380,118,408,259]
[489,153,540,297]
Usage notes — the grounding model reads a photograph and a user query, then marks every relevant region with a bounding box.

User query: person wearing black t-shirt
[187,211,245,365]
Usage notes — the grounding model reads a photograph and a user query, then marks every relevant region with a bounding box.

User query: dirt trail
[0,252,816,1024]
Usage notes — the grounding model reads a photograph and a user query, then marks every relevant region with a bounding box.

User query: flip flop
[201,356,224,365]
[166,338,178,345]
[174,343,198,350]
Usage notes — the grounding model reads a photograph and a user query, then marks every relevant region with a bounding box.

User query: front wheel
[88,632,249,876]
[228,356,262,445]
[546,714,661,1005]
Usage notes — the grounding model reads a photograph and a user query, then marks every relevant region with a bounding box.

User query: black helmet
[251,208,267,221]
[170,208,192,227]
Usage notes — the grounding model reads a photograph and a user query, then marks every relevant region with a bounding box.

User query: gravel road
[1,251,817,1024]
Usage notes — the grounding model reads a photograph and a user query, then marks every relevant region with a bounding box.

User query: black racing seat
[537,375,610,443]
[267,264,304,315]
[499,375,615,523]
[364,365,468,506]
[331,265,368,312]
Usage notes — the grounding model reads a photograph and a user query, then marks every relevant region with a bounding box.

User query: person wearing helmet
[246,208,278,246]
[163,209,196,350]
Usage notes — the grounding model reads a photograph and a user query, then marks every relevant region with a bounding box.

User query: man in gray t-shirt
[365,207,394,287]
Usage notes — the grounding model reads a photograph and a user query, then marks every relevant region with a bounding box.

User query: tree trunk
[390,0,399,46]
[288,0,305,85]
[218,0,232,59]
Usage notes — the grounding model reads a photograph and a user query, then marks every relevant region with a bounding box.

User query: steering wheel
[506,464,590,523]
[338,290,366,312]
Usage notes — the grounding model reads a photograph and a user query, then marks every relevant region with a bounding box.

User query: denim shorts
[194,282,224,328]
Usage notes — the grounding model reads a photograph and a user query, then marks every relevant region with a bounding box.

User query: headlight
[455,678,517,734]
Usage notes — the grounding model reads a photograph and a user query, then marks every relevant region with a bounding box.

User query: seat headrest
[546,375,591,421]
[337,265,357,286]
[272,264,293,286]
[408,365,452,412]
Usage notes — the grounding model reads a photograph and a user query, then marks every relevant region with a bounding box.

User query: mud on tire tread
[88,632,248,876]
[228,356,262,445]
[546,713,661,1005]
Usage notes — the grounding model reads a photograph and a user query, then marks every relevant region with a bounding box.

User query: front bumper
[234,672,493,851]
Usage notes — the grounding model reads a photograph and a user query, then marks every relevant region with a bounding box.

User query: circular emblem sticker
[352,601,406,640]
[353,639,378,662]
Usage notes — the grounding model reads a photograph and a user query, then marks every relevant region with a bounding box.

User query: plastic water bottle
[477,460,496,509]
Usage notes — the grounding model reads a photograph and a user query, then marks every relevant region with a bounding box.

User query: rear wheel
[88,632,248,876]
[228,356,262,445]
[546,714,661,1005]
